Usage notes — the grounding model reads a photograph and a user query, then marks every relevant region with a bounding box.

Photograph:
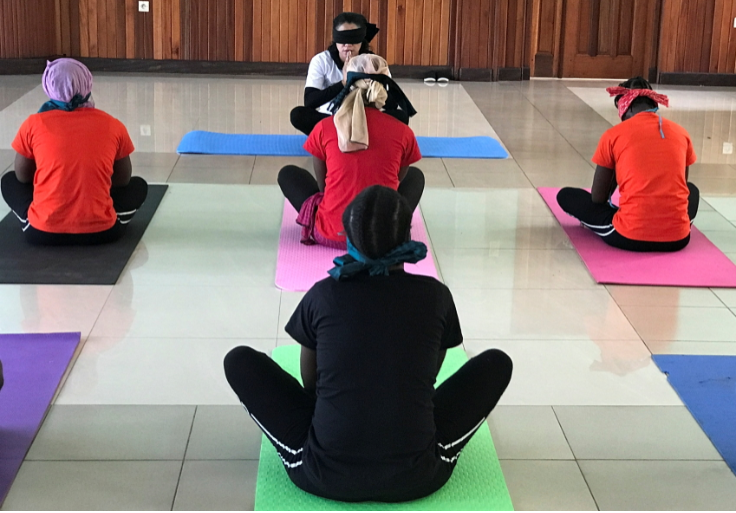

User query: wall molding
[0,58,459,80]
[658,72,736,87]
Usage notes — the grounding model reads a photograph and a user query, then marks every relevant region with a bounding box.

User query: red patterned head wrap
[606,86,669,119]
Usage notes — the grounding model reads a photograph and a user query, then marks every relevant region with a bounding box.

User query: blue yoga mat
[177,131,508,159]
[653,355,736,474]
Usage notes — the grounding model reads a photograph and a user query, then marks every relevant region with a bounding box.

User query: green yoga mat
[254,345,513,511]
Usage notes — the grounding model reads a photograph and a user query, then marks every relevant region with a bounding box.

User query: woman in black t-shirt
[224,186,512,502]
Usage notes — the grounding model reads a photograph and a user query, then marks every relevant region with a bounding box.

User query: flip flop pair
[423,72,450,87]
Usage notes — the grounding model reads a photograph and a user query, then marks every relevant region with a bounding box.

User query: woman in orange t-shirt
[556,77,699,252]
[1,59,148,246]
[278,54,423,250]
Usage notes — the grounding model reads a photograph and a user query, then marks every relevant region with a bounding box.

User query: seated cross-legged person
[290,12,410,136]
[278,54,423,250]
[556,76,699,252]
[224,185,513,503]
[1,58,148,246]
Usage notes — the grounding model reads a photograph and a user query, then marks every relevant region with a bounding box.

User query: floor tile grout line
[549,406,601,511]
[601,285,652,355]
[516,82,613,165]
[170,405,198,511]
[439,158,456,188]
[573,459,602,511]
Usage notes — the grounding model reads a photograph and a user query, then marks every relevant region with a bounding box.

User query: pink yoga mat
[276,201,439,291]
[539,187,736,287]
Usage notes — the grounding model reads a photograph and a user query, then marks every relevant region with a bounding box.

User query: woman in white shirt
[290,12,408,135]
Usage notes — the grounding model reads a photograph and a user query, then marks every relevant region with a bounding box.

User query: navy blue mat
[177,131,509,159]
[653,355,736,473]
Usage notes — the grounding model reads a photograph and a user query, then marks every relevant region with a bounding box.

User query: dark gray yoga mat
[0,184,167,285]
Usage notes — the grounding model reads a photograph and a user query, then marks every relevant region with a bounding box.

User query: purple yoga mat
[0,332,81,504]
[276,201,439,292]
[539,187,736,287]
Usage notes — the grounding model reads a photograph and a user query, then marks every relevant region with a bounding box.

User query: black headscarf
[329,72,417,119]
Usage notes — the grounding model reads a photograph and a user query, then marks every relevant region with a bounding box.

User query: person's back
[2,58,148,246]
[15,108,131,234]
[224,186,512,503]
[286,272,458,500]
[556,76,699,252]
[308,108,419,242]
[595,112,693,242]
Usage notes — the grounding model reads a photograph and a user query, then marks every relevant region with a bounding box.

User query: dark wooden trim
[658,72,736,86]
[458,67,493,81]
[0,58,48,74]
[648,66,658,83]
[391,65,454,79]
[0,57,453,79]
[497,66,526,80]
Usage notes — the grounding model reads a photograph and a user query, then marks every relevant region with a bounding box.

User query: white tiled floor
[2,73,736,510]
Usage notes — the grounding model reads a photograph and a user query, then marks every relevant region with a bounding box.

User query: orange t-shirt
[304,108,422,242]
[12,109,135,234]
[592,112,696,242]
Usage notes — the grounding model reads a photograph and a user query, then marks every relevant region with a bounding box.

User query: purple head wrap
[41,58,95,109]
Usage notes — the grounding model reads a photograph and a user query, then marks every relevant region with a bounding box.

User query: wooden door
[561,0,660,78]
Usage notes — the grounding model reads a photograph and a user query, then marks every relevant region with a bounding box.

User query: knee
[277,165,295,189]
[277,165,307,188]
[129,175,148,194]
[223,345,262,379]
[556,187,585,210]
[474,349,513,382]
[1,171,19,190]
[290,107,306,127]
[403,167,425,189]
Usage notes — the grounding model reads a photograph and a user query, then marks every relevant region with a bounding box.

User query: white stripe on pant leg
[116,209,137,216]
[597,227,616,236]
[437,417,487,451]
[248,410,303,456]
[440,452,462,463]
[11,211,28,224]
[580,222,614,230]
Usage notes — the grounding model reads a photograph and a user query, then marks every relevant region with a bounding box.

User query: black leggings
[223,346,512,502]
[556,184,700,252]
[290,107,411,136]
[277,165,425,214]
[1,171,149,246]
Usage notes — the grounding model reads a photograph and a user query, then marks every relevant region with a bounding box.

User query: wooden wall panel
[658,0,736,75]
[0,0,58,58]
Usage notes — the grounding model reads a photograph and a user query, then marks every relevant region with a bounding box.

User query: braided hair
[614,76,657,113]
[342,186,412,259]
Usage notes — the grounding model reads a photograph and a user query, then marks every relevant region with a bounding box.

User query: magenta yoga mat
[0,332,81,505]
[539,187,736,287]
[276,201,439,292]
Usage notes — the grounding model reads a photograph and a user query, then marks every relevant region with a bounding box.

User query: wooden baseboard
[457,67,493,81]
[658,72,736,87]
[496,66,530,81]
[0,57,454,80]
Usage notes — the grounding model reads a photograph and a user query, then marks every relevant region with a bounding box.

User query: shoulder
[662,117,689,136]
[315,115,335,134]
[310,51,333,69]
[91,110,127,131]
[20,113,43,128]
[600,122,626,141]
[396,272,450,293]
[305,277,339,302]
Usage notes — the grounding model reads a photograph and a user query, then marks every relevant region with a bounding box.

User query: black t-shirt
[285,271,463,500]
